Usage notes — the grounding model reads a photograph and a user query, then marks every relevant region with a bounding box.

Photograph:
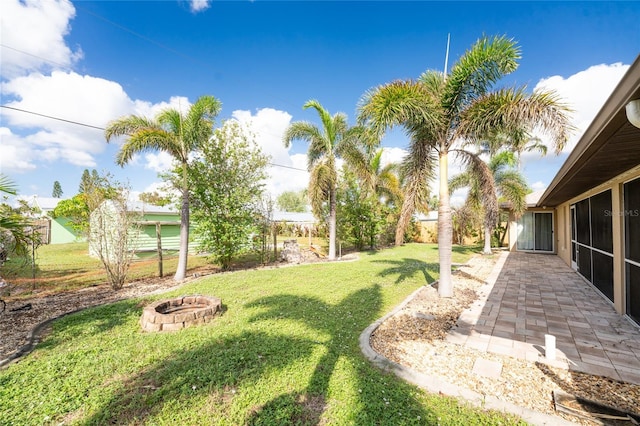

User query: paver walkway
[447,251,640,385]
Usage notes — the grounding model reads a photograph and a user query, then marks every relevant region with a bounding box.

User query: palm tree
[482,128,548,168]
[0,175,35,263]
[105,95,222,281]
[342,142,403,206]
[283,100,358,260]
[450,150,529,254]
[358,35,572,297]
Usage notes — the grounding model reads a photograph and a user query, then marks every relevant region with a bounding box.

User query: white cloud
[534,62,630,153]
[0,128,38,173]
[144,152,176,172]
[530,181,546,191]
[1,71,136,171]
[0,0,81,79]
[231,108,312,196]
[232,108,293,165]
[189,0,211,13]
[380,147,407,167]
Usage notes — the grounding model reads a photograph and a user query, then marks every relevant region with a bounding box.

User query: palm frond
[0,174,18,196]
[308,163,334,218]
[457,87,574,153]
[357,80,441,136]
[116,129,182,165]
[454,149,498,228]
[104,115,157,142]
[444,35,520,114]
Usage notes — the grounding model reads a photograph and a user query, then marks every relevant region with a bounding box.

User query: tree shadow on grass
[80,331,319,425]
[371,258,438,284]
[244,285,433,425]
[27,299,142,354]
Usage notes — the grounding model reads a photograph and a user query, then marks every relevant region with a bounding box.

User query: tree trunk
[328,186,337,260]
[174,164,190,281]
[483,226,492,255]
[437,150,453,298]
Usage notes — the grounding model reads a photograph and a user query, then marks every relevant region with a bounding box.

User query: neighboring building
[507,55,640,325]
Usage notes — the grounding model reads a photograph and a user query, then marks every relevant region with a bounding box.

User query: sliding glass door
[517,211,553,252]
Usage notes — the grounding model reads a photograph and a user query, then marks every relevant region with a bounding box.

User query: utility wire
[0,105,308,172]
[76,5,209,68]
[1,105,104,130]
[0,44,73,70]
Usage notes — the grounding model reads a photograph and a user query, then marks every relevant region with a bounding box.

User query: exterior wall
[50,217,84,244]
[132,213,203,253]
[553,165,640,315]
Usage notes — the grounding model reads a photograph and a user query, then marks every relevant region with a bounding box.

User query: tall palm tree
[105,95,222,281]
[358,35,572,297]
[283,100,358,260]
[450,150,529,254]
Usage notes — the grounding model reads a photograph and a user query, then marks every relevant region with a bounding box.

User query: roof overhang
[538,55,640,207]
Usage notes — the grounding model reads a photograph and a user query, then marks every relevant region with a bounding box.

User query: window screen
[575,198,591,246]
[627,263,640,325]
[578,246,592,282]
[590,190,613,253]
[625,178,640,264]
[592,251,614,302]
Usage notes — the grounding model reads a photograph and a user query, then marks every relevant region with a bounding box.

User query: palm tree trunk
[483,226,492,254]
[437,150,453,298]
[174,164,189,281]
[328,186,337,260]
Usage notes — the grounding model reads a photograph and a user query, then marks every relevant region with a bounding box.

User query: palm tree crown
[358,35,573,297]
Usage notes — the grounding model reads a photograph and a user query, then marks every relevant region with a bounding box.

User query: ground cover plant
[0,243,525,425]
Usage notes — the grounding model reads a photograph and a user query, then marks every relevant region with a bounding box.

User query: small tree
[189,120,269,269]
[89,191,140,290]
[51,170,118,237]
[139,191,173,207]
[276,190,307,212]
[336,168,386,250]
[52,181,63,198]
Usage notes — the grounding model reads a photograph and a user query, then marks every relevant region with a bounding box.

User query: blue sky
[2,0,639,207]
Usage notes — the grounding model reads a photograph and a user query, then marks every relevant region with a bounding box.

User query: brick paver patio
[447,251,640,385]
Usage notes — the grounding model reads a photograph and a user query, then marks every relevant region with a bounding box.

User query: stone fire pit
[140,295,222,332]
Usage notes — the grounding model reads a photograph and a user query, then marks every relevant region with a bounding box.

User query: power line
[0,105,308,172]
[76,5,210,69]
[0,44,73,70]
[1,105,104,130]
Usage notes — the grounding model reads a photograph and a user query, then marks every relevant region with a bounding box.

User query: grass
[0,243,525,425]
[3,242,208,297]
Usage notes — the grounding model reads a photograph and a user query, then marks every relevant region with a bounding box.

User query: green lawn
[0,243,524,425]
[3,242,212,297]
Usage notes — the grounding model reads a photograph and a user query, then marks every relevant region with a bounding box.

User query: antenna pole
[443,33,451,76]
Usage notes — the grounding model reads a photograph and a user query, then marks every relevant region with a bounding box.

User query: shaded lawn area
[0,243,524,425]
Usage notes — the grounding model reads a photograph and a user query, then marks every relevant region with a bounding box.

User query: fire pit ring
[140,295,222,332]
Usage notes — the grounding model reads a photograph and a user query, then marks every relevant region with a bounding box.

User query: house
[507,54,640,325]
